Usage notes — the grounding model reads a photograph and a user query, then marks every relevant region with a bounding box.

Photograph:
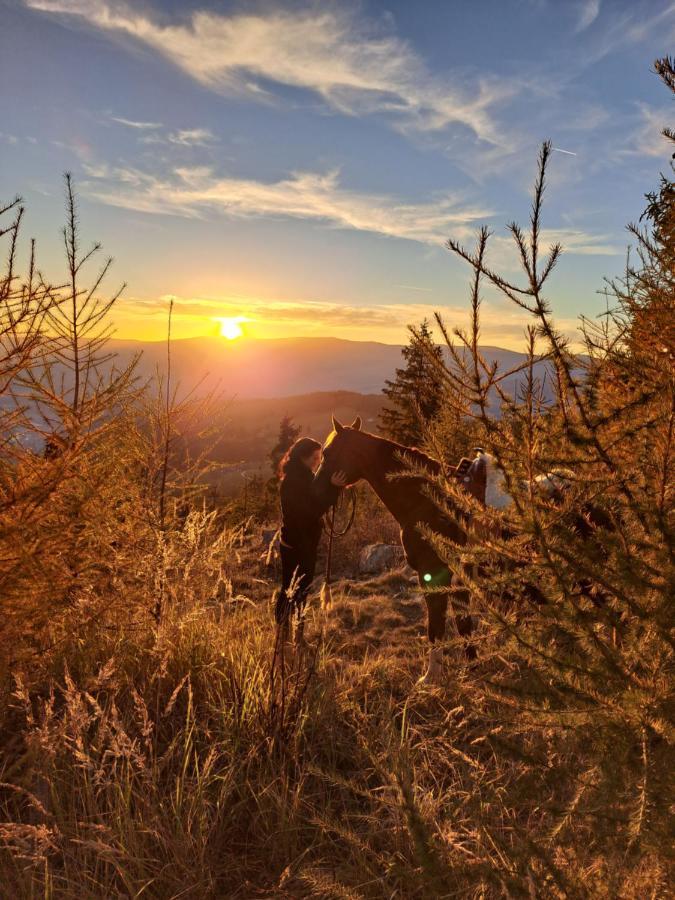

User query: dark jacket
[279,462,338,553]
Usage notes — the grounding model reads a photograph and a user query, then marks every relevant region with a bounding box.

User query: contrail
[552,147,577,156]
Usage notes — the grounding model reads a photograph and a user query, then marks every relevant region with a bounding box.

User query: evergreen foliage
[269,414,302,479]
[379,319,445,445]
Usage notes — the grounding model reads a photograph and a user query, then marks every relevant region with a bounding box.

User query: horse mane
[365,431,443,477]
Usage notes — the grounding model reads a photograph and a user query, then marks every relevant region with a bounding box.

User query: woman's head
[279,437,322,478]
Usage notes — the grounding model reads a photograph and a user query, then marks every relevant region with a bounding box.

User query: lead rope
[320,487,356,609]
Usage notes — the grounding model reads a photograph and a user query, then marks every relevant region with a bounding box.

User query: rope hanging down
[320,486,356,609]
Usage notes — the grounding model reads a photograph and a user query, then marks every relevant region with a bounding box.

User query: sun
[217,317,245,340]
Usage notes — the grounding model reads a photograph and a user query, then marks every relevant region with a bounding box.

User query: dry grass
[0,525,670,899]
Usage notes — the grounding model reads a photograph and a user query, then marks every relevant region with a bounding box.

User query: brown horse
[315,415,472,683]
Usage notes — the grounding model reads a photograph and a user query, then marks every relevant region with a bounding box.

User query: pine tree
[379,320,445,445]
[269,414,301,479]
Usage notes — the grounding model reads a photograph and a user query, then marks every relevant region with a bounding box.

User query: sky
[0,0,673,347]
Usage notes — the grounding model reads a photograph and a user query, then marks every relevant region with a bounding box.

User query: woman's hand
[331,470,348,487]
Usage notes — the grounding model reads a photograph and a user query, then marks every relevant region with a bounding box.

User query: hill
[108,335,544,401]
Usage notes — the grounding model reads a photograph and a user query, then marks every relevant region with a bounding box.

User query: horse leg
[420,591,448,684]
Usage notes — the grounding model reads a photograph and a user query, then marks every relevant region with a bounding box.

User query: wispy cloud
[481,228,620,274]
[25,1,516,143]
[139,127,216,147]
[580,2,675,63]
[81,161,620,255]
[619,103,673,159]
[533,228,617,256]
[83,164,494,245]
[110,115,162,129]
[167,127,214,146]
[575,0,601,32]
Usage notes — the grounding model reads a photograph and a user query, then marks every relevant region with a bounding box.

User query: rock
[358,543,405,575]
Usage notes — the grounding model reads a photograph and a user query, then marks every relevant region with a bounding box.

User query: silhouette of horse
[315,415,472,683]
[316,419,619,682]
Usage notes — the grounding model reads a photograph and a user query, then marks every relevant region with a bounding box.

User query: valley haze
[110,335,542,400]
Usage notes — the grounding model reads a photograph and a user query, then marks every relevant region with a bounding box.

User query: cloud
[111,115,162,129]
[25,1,515,143]
[619,103,673,159]
[532,228,618,256]
[83,163,494,245]
[109,115,214,146]
[167,127,214,146]
[80,161,620,255]
[581,3,675,64]
[116,293,585,347]
[575,0,601,32]
[138,127,216,147]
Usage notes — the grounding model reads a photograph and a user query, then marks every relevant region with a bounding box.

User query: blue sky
[0,0,673,346]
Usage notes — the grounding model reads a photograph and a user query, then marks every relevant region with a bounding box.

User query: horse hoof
[417,647,443,686]
[417,667,443,687]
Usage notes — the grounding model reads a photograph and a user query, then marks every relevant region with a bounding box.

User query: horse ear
[331,415,344,433]
[350,416,362,431]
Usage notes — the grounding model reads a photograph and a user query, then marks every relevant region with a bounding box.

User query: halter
[321,485,357,607]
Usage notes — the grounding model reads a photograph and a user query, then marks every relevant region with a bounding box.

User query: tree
[379,320,445,445]
[418,111,673,892]
[269,414,301,479]
[0,176,142,666]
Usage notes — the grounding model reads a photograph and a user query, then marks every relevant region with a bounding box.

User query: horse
[314,415,473,683]
[315,418,618,682]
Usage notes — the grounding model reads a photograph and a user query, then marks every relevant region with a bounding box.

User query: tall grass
[3,563,670,897]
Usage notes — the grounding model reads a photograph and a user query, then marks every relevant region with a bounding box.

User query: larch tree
[414,68,673,890]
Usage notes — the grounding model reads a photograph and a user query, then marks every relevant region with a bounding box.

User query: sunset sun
[217,317,245,340]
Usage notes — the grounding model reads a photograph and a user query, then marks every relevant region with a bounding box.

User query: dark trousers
[275,542,318,624]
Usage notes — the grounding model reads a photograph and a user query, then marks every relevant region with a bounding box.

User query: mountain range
[108,335,543,402]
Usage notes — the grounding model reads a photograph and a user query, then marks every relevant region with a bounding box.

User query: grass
[0,528,670,898]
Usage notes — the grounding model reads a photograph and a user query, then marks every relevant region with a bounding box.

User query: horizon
[2,0,673,350]
[108,331,522,351]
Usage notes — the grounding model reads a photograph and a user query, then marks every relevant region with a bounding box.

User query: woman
[276,437,347,626]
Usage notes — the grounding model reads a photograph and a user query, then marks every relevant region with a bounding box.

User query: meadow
[1,67,673,898]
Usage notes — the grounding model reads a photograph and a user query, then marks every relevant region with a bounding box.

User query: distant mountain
[108,335,547,402]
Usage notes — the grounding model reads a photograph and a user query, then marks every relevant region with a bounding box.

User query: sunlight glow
[217,317,245,340]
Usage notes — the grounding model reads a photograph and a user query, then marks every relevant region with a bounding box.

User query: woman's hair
[279,437,321,478]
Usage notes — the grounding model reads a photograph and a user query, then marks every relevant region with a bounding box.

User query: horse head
[315,415,369,488]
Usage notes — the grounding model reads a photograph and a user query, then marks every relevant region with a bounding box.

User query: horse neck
[358,433,439,522]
